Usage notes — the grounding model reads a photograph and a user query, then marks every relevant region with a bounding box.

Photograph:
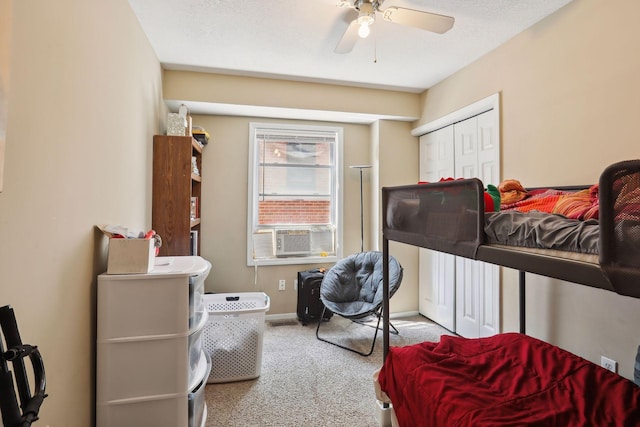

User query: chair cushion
[320,251,403,319]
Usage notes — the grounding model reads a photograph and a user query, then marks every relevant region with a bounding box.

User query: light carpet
[204,314,452,427]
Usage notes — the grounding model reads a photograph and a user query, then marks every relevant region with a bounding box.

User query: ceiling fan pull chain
[373,35,378,63]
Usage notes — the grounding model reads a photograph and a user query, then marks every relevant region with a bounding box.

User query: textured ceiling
[128,0,573,121]
[128,0,573,92]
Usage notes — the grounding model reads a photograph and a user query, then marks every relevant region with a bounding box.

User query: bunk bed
[375,159,640,427]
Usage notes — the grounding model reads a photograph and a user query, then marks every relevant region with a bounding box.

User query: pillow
[499,179,528,205]
[484,184,500,212]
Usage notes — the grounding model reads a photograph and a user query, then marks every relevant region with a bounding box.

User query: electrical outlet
[278,279,286,291]
[601,356,618,373]
[294,279,298,291]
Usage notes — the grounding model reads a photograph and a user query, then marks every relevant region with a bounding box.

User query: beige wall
[420,0,640,380]
[163,70,421,120]
[192,115,419,314]
[0,0,164,425]
[376,120,420,309]
[0,0,10,191]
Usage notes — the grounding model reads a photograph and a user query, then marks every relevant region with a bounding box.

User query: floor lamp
[350,165,372,253]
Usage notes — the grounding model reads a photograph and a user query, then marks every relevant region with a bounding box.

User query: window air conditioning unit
[310,228,334,254]
[275,229,311,257]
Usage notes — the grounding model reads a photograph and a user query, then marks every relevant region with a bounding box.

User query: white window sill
[247,255,339,267]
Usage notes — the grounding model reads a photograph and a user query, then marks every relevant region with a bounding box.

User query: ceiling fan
[334,0,455,53]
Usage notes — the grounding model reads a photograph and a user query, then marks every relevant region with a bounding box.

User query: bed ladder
[519,271,526,334]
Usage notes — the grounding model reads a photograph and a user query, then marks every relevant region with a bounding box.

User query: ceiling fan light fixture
[334,0,455,54]
[356,4,375,38]
[357,19,372,38]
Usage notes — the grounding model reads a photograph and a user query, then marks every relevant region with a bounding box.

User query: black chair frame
[315,306,399,357]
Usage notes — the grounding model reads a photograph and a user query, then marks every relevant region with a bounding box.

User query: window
[247,123,343,266]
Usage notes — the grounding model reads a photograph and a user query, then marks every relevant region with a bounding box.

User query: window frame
[246,122,343,266]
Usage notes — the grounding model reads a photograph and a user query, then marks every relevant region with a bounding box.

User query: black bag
[297,268,333,325]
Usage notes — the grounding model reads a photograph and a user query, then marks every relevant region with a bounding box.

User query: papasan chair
[315,251,403,356]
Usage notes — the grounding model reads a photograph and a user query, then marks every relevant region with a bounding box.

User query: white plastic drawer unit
[96,256,212,427]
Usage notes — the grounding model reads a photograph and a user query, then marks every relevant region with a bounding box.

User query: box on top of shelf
[107,238,155,274]
[167,113,187,136]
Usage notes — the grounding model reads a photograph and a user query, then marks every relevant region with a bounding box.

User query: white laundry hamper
[203,292,270,383]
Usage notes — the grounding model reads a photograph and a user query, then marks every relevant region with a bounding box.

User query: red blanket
[379,333,640,427]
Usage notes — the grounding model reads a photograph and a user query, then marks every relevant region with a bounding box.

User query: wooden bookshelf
[152,135,203,256]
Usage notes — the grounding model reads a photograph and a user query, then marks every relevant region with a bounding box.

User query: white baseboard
[392,310,420,318]
[265,313,298,322]
[265,310,420,322]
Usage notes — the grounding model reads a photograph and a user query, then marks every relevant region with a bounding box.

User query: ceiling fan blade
[335,19,360,54]
[381,7,454,34]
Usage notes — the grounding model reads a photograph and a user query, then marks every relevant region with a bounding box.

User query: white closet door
[455,255,480,338]
[454,111,499,182]
[454,111,500,338]
[453,116,480,338]
[418,108,500,338]
[479,259,500,337]
[476,110,500,337]
[419,249,455,331]
[477,110,500,187]
[419,126,454,182]
[453,117,478,178]
[418,126,455,331]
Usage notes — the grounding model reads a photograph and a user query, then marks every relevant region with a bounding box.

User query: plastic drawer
[97,311,208,401]
[188,326,207,389]
[189,351,211,427]
[97,393,187,427]
[189,272,205,328]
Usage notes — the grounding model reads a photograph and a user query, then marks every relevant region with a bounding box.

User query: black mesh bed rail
[0,305,47,427]
[382,178,485,260]
[599,159,640,298]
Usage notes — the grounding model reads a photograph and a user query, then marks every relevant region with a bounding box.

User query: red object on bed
[500,186,600,220]
[378,333,640,427]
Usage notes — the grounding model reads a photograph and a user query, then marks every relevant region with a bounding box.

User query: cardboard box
[107,238,155,274]
[167,113,187,136]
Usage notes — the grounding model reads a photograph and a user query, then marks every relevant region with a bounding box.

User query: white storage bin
[188,371,208,426]
[97,346,211,427]
[97,393,187,427]
[98,275,191,338]
[189,350,211,427]
[97,256,212,427]
[204,292,270,383]
[189,274,205,329]
[188,322,206,380]
[97,311,207,401]
[97,257,209,339]
[97,335,188,401]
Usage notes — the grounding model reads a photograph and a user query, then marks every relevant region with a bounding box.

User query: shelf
[192,138,203,154]
[153,134,205,256]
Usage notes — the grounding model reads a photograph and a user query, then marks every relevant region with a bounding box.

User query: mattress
[484,211,600,254]
[388,200,602,255]
[377,333,640,427]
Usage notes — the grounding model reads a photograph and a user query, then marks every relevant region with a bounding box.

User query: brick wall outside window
[259,200,330,224]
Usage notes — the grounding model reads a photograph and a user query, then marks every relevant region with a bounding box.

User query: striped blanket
[500,185,599,220]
